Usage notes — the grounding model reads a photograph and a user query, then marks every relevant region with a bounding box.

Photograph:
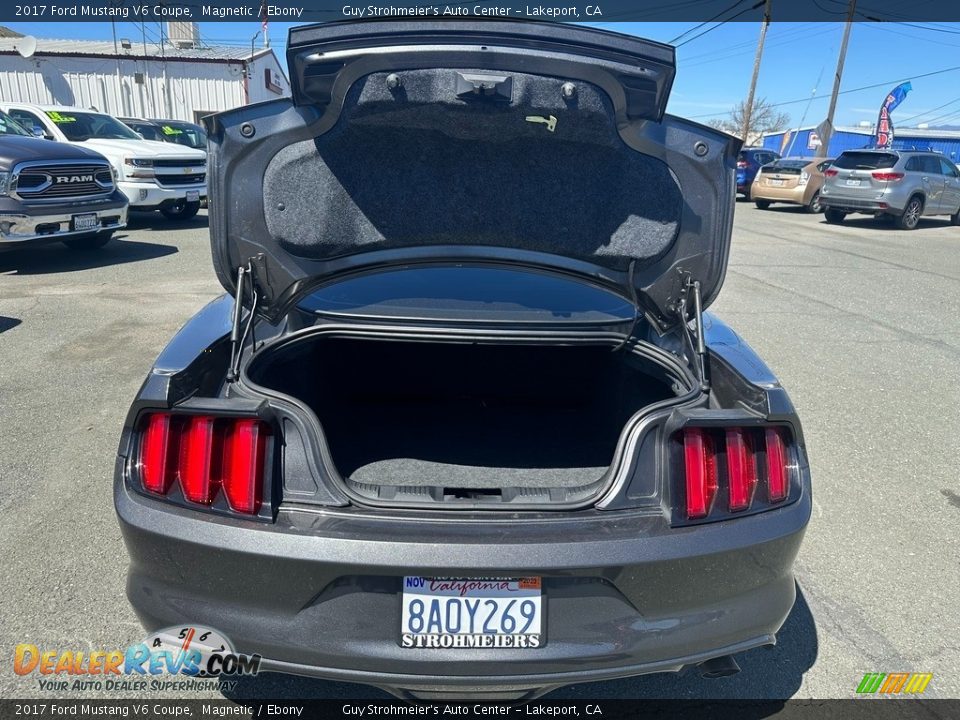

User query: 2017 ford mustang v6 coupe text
[114,19,811,699]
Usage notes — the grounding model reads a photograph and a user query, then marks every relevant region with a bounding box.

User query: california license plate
[400,577,542,649]
[72,213,98,231]
[186,190,200,202]
[770,178,785,186]
[845,179,862,186]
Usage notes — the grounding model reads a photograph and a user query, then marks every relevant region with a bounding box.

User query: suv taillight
[871,171,904,181]
[680,426,792,521]
[737,160,749,169]
[139,413,270,514]
[823,169,838,177]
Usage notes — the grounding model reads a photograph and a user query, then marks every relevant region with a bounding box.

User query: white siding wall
[0,53,249,120]
[247,52,290,105]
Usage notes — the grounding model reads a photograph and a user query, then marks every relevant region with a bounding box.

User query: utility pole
[741,0,772,145]
[818,0,857,157]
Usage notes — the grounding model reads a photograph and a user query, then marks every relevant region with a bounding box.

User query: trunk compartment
[245,334,685,507]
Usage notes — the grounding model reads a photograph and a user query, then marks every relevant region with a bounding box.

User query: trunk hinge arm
[226,258,260,385]
[678,274,710,393]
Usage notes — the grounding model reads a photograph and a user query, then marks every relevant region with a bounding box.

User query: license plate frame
[186,190,200,202]
[71,213,99,232]
[399,577,544,649]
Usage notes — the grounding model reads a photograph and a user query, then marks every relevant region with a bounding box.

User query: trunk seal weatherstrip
[236,323,701,512]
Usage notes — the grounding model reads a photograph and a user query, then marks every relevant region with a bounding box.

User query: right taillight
[679,425,792,521]
[137,413,270,515]
[871,171,904,181]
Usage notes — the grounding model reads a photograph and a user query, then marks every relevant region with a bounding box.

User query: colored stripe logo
[856,673,932,694]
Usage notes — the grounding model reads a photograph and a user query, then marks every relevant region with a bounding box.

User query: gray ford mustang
[114,19,811,699]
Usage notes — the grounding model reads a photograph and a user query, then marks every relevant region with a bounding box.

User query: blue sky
[6,20,960,128]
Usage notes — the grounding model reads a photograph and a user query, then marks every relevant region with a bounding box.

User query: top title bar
[2,1,959,24]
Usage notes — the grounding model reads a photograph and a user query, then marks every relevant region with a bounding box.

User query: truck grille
[156,173,206,187]
[152,158,205,168]
[14,162,114,200]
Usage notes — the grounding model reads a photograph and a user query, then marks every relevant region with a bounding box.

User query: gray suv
[820,149,960,229]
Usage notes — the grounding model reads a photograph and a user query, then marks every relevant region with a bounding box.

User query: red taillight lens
[679,425,792,521]
[683,428,717,519]
[141,413,176,495]
[737,160,748,169]
[871,171,904,181]
[222,418,267,514]
[178,415,221,505]
[726,428,757,512]
[823,169,838,177]
[138,413,269,515]
[765,427,789,503]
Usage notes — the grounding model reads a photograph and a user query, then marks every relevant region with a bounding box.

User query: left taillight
[678,425,793,522]
[137,413,270,515]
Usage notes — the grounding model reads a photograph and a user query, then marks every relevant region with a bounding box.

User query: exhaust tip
[697,655,741,679]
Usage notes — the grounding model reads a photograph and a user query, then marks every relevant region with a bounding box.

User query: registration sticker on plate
[400,577,542,649]
[72,213,99,231]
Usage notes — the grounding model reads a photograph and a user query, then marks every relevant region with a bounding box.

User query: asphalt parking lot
[1,205,958,702]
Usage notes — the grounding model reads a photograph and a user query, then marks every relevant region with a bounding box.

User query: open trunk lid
[204,19,740,331]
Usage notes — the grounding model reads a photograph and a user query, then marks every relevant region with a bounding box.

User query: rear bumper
[820,189,903,213]
[751,184,815,205]
[116,473,810,697]
[0,198,127,247]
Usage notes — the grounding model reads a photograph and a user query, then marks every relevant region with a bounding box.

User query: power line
[668,0,751,44]
[897,96,960,124]
[676,2,767,47]
[686,62,960,119]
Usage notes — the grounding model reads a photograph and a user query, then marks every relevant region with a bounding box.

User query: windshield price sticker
[46,111,76,123]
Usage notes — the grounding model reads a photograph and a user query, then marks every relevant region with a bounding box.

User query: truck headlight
[123,157,155,179]
[0,171,10,196]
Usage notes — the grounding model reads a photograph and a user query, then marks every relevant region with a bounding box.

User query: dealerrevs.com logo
[13,626,260,692]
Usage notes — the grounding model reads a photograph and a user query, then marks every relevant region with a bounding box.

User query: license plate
[186,190,200,202]
[400,577,542,649]
[845,179,862,186]
[72,213,99,231]
[770,178,785,187]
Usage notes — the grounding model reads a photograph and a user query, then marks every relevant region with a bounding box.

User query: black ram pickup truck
[0,110,127,251]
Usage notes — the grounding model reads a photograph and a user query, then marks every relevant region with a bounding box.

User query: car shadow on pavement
[819,216,956,231]
[0,236,178,275]
[221,584,817,706]
[0,315,22,333]
[125,210,209,232]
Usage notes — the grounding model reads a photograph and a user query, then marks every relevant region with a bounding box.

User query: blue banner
[875,82,912,149]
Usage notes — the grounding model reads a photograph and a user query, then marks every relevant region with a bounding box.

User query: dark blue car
[737,147,780,199]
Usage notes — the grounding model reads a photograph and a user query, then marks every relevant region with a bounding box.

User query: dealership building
[0,24,288,123]
[761,125,960,161]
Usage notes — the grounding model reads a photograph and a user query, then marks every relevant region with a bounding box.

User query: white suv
[1,104,206,221]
